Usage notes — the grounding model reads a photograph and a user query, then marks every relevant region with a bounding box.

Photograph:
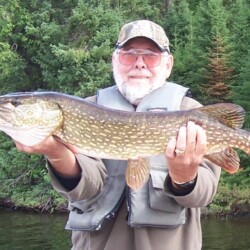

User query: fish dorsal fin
[196,103,245,129]
[204,147,240,173]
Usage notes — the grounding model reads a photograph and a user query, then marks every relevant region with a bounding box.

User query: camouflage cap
[116,20,170,53]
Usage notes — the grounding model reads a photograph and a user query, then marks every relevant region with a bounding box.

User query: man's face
[112,37,173,105]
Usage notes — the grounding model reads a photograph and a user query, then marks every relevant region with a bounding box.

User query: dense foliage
[0,0,249,212]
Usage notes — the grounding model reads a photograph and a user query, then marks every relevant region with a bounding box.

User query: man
[15,20,220,250]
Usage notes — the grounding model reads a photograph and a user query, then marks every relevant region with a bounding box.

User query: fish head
[0,94,64,146]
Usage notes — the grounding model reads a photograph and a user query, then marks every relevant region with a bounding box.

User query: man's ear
[165,54,174,78]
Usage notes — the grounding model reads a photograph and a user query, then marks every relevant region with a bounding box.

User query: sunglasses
[117,49,165,67]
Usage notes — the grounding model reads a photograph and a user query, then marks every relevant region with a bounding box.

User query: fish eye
[11,99,21,107]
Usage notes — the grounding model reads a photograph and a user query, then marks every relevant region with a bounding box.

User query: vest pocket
[127,171,186,228]
[149,170,183,213]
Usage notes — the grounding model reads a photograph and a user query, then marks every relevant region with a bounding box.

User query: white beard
[113,68,167,105]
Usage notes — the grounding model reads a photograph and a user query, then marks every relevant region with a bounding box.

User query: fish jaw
[0,99,64,146]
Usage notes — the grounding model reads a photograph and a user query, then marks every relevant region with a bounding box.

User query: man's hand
[14,136,81,178]
[15,136,60,156]
[165,121,207,183]
[14,136,78,157]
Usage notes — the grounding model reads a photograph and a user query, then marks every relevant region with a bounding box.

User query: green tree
[0,0,31,92]
[164,0,198,92]
[227,0,250,106]
[232,49,250,128]
[42,1,124,96]
[0,42,29,93]
[191,0,233,103]
[110,0,165,21]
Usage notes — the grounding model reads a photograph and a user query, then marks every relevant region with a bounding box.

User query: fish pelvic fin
[205,147,240,173]
[126,158,150,190]
[197,103,245,129]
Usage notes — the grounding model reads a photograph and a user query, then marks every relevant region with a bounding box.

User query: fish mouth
[0,108,12,124]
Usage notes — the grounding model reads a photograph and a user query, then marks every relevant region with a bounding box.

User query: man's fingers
[166,121,206,161]
[195,125,207,155]
[175,125,187,151]
[165,138,177,159]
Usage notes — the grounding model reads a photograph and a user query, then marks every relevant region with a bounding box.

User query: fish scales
[59,104,247,159]
[0,91,249,158]
[57,102,190,158]
[0,91,249,189]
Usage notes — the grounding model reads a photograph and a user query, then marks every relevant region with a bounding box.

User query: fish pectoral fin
[205,147,240,174]
[3,126,56,146]
[125,158,150,190]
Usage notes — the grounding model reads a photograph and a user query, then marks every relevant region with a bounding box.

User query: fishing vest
[66,82,189,231]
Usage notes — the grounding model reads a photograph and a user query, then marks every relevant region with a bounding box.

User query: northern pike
[0,91,249,189]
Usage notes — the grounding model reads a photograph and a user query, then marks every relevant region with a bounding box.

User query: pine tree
[202,35,234,103]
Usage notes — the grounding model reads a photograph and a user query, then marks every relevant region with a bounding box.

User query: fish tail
[236,128,250,155]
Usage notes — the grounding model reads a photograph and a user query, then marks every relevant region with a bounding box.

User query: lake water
[202,215,250,250]
[0,210,71,250]
[0,210,249,249]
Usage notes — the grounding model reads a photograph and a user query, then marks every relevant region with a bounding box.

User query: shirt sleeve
[164,159,221,207]
[48,154,107,203]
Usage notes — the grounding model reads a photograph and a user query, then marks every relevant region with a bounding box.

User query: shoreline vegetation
[202,185,250,218]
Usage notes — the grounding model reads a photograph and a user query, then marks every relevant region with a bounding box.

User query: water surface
[0,210,249,249]
[202,215,250,250]
[0,210,71,249]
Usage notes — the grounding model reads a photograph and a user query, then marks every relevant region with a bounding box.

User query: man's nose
[134,55,147,69]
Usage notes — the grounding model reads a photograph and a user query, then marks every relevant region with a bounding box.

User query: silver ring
[175,149,185,157]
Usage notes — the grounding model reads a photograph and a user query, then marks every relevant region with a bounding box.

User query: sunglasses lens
[119,50,137,65]
[144,52,160,67]
[118,50,161,67]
